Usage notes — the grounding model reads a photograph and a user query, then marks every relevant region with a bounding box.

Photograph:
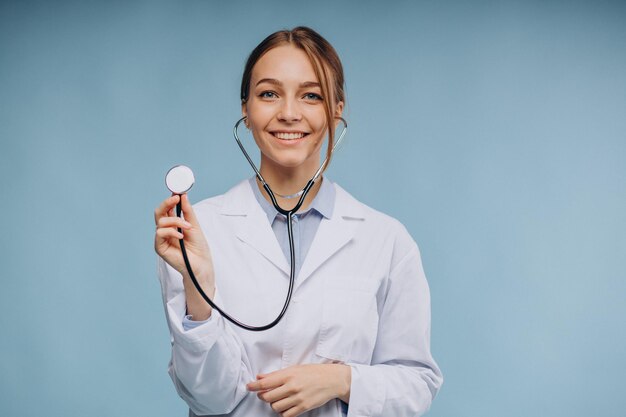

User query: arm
[154,194,215,321]
[158,258,254,415]
[346,245,443,417]
[155,194,254,414]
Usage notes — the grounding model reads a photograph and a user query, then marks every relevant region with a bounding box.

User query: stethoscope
[165,116,348,331]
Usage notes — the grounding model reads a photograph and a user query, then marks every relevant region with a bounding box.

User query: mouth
[271,131,309,141]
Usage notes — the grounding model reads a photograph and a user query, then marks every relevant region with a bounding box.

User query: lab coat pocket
[316,281,379,365]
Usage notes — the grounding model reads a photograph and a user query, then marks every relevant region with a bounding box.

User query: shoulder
[333,182,418,253]
[333,182,423,281]
[191,179,251,216]
[334,182,409,231]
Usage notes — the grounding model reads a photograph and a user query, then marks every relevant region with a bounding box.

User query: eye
[303,92,323,101]
[259,91,278,99]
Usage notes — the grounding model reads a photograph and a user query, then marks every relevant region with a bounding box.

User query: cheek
[313,111,328,130]
[251,129,267,150]
[306,117,325,140]
[246,103,273,129]
[311,135,326,154]
[312,124,329,147]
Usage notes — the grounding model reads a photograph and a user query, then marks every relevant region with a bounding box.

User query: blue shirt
[183,176,335,328]
[248,176,335,277]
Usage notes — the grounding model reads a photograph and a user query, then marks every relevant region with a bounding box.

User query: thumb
[179,193,200,226]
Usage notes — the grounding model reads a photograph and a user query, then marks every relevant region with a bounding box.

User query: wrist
[182,271,215,320]
[333,364,351,403]
[182,268,215,295]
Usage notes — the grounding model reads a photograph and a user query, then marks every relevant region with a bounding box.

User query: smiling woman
[243,44,343,208]
[154,26,442,417]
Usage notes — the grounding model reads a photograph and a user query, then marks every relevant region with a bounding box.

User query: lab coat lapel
[297,184,365,287]
[220,180,290,276]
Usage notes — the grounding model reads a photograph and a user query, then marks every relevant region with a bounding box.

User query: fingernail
[184,221,191,227]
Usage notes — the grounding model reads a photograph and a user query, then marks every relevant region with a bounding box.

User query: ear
[241,102,249,127]
[334,101,344,126]
[335,101,344,117]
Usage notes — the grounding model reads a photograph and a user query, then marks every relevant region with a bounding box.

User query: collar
[214,178,366,284]
[248,176,335,223]
[218,177,366,221]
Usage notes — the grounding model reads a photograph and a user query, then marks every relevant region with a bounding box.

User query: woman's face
[243,44,342,176]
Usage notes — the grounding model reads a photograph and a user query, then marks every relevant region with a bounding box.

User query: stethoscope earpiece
[165,164,195,194]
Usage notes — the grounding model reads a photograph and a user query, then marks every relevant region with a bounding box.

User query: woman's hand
[154,193,215,319]
[247,364,351,417]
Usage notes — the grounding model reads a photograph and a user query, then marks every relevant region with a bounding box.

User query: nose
[277,97,302,123]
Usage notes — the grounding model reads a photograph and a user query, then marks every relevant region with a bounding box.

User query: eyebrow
[255,78,321,88]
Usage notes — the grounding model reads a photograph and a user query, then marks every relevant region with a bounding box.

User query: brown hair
[241,26,345,167]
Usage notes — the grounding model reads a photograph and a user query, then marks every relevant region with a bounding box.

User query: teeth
[274,132,305,140]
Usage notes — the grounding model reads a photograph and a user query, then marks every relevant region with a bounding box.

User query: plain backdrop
[1,1,625,416]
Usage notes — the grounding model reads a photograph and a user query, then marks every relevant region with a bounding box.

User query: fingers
[246,379,269,392]
[156,194,200,229]
[248,372,295,412]
[248,367,317,417]
[269,396,298,414]
[157,216,192,231]
[154,195,180,225]
[251,382,298,414]
[155,226,184,241]
[257,379,293,401]
[154,197,193,255]
[247,370,285,392]
[179,193,200,226]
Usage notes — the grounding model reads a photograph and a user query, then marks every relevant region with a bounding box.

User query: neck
[257,160,322,212]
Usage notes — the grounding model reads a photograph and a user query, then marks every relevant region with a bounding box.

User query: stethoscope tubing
[176,201,297,331]
[176,117,347,331]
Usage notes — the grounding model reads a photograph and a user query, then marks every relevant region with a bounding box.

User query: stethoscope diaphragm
[165,165,195,194]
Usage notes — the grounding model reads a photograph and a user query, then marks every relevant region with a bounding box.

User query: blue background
[1,1,625,416]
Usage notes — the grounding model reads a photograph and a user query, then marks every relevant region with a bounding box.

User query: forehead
[251,44,318,84]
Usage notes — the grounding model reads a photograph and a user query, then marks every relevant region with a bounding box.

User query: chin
[276,159,309,170]
[270,154,318,171]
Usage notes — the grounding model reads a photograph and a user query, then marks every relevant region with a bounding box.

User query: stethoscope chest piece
[166,165,195,194]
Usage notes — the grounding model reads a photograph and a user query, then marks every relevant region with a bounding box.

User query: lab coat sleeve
[157,257,254,415]
[346,242,443,417]
[183,315,211,331]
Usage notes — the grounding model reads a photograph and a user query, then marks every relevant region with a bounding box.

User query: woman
[154,27,442,417]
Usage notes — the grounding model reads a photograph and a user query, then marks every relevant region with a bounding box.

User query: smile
[272,132,308,140]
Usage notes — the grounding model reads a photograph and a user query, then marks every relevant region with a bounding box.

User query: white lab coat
[157,179,442,417]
